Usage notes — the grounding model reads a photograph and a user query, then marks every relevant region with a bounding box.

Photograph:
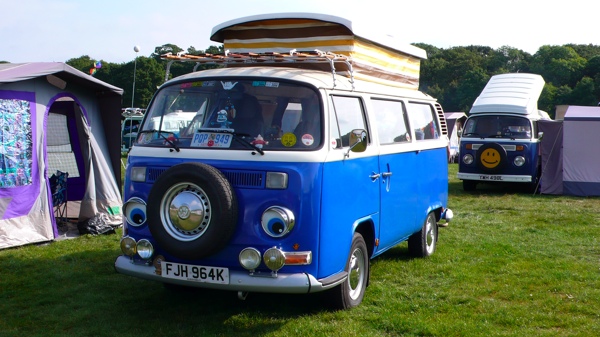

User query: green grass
[1,164,599,337]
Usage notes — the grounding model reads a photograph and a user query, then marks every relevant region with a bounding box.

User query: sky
[2,0,598,64]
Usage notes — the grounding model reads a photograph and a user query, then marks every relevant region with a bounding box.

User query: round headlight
[514,156,526,167]
[463,154,474,165]
[124,197,147,226]
[136,239,154,260]
[263,247,285,271]
[261,206,295,238]
[120,236,137,256]
[239,247,261,270]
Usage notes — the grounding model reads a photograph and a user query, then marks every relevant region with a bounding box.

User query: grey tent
[539,105,600,196]
[0,62,123,249]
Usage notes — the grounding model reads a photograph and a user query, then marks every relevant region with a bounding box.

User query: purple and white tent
[0,62,123,249]
[539,105,600,196]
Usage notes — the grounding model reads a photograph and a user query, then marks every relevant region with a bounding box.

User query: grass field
[1,164,599,337]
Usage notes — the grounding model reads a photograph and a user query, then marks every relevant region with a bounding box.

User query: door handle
[369,172,380,182]
[382,172,392,177]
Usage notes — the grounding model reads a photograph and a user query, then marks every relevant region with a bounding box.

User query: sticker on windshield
[252,81,280,88]
[281,133,297,147]
[301,134,314,146]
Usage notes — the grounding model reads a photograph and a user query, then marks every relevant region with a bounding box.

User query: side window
[371,99,410,144]
[331,96,368,147]
[407,102,440,141]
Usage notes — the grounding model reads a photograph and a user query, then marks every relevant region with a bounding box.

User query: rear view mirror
[346,129,367,156]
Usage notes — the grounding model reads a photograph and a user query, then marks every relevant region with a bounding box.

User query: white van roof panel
[470,73,545,115]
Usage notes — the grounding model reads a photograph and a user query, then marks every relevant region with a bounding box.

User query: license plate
[480,175,503,181]
[161,261,229,284]
[191,132,233,148]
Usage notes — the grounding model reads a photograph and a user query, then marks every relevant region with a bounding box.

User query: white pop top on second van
[469,73,547,117]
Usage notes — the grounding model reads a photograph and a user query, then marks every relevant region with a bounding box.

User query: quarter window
[407,102,439,141]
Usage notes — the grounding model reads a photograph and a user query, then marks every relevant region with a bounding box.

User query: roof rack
[161,49,355,89]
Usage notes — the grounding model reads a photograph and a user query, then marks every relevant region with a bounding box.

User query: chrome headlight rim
[463,154,474,165]
[514,155,526,167]
[123,197,147,227]
[261,206,295,238]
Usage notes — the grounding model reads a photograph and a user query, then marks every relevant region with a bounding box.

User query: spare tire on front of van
[147,163,238,260]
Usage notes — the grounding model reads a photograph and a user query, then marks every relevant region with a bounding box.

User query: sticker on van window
[252,81,280,88]
[281,133,297,147]
[301,134,314,146]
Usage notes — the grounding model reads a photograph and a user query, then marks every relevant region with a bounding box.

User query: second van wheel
[408,212,438,257]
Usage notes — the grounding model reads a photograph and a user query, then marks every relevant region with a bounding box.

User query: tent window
[0,98,33,187]
[47,113,80,178]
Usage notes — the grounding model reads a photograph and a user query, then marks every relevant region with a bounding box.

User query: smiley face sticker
[480,148,501,168]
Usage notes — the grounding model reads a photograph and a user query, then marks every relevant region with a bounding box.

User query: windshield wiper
[197,128,264,155]
[137,129,180,152]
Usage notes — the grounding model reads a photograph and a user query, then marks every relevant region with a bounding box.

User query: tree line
[58,43,600,118]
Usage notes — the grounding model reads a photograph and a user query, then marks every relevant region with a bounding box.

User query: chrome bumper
[114,255,341,293]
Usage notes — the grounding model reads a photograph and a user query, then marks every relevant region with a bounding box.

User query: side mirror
[537,131,544,140]
[345,129,367,157]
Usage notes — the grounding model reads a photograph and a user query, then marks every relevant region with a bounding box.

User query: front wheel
[408,212,438,258]
[328,233,370,310]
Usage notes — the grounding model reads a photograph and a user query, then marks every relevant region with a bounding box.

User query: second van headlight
[261,206,295,238]
[514,156,526,166]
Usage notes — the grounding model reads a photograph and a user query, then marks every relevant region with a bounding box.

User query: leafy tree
[530,45,586,87]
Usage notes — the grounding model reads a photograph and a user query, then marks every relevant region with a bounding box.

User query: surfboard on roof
[209,12,427,90]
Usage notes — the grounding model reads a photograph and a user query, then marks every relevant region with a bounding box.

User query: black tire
[328,233,370,310]
[463,180,477,191]
[408,212,438,258]
[476,143,507,173]
[147,163,238,260]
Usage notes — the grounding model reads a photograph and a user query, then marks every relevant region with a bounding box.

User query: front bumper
[114,255,342,293]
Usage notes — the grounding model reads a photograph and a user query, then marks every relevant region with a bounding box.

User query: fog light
[120,236,137,256]
[514,156,526,167]
[239,247,261,270]
[463,154,474,165]
[136,239,154,260]
[263,247,285,271]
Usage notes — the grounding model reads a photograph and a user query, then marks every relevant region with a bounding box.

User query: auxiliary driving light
[120,236,137,256]
[263,247,285,271]
[136,239,154,260]
[239,247,261,270]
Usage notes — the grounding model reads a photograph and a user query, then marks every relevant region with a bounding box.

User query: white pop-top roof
[469,73,545,116]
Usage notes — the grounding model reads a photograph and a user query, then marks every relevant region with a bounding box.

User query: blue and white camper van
[114,13,453,309]
[457,73,551,191]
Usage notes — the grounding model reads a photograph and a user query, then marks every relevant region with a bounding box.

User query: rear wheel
[328,233,369,310]
[408,212,438,257]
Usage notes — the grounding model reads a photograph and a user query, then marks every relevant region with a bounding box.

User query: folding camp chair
[50,170,69,224]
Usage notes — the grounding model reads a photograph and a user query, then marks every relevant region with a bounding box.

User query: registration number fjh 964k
[161,261,229,284]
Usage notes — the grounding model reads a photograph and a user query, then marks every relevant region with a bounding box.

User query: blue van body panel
[124,155,326,277]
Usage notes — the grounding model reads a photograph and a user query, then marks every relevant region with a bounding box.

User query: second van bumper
[457,172,533,182]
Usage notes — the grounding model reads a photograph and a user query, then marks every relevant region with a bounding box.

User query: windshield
[137,79,322,151]
[463,115,532,139]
